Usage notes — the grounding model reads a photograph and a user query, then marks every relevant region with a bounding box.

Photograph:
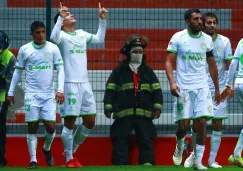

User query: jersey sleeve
[53,45,64,66]
[206,38,214,52]
[15,47,25,70]
[234,39,243,60]
[167,33,178,53]
[224,39,233,61]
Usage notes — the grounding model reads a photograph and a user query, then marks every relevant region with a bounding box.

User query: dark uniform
[0,31,16,167]
[103,35,163,165]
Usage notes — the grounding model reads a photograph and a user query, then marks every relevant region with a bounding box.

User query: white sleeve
[15,48,25,69]
[207,38,214,52]
[50,16,64,44]
[56,65,64,93]
[167,33,178,53]
[224,39,233,61]
[86,19,106,44]
[53,45,64,93]
[226,58,239,86]
[8,69,22,96]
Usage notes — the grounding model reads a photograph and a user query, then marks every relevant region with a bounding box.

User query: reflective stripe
[151,83,161,91]
[105,104,113,110]
[117,82,134,91]
[106,83,117,90]
[153,103,163,110]
[113,108,152,118]
[141,84,151,91]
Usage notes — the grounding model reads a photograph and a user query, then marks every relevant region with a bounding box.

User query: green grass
[2,166,241,171]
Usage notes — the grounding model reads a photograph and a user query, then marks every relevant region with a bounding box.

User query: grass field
[3,166,241,171]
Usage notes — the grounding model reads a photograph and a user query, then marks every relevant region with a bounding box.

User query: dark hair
[0,31,9,50]
[184,9,201,21]
[203,12,218,25]
[30,21,45,32]
[54,12,60,24]
[120,34,149,56]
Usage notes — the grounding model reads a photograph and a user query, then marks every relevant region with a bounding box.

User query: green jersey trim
[87,34,93,44]
[187,29,202,38]
[31,41,47,50]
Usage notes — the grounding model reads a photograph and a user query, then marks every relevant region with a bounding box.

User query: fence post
[46,0,51,41]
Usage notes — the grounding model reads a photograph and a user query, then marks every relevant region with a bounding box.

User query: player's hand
[7,96,14,106]
[56,92,64,104]
[59,2,69,18]
[98,2,108,19]
[104,111,112,118]
[152,110,161,119]
[227,88,235,100]
[221,86,230,101]
[214,89,220,106]
[170,82,180,97]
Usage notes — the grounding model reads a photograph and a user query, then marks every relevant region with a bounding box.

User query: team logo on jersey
[216,46,223,53]
[201,43,207,50]
[177,104,183,114]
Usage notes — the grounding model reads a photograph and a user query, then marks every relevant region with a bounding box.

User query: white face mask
[130,53,143,64]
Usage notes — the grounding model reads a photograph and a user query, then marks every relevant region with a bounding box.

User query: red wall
[5,136,239,166]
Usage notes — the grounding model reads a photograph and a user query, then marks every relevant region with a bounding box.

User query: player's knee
[83,119,95,129]
[46,127,56,134]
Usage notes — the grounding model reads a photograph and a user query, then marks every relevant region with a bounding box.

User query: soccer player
[7,21,64,169]
[221,38,243,168]
[50,2,107,168]
[165,9,220,170]
[184,12,234,168]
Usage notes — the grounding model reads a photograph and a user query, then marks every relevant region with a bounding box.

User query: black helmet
[0,31,10,50]
[120,34,149,56]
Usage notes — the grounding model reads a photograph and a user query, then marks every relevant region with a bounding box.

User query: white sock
[62,126,74,162]
[43,131,56,151]
[73,124,91,153]
[234,129,243,158]
[27,134,38,163]
[208,131,221,164]
[191,128,196,156]
[176,137,185,151]
[195,144,205,164]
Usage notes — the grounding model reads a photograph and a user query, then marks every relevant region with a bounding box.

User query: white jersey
[207,34,232,90]
[167,29,214,89]
[234,38,243,84]
[51,16,106,83]
[15,41,63,94]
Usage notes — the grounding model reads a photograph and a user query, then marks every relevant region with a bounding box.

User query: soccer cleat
[142,162,152,166]
[28,161,37,169]
[208,162,222,168]
[194,162,207,170]
[173,146,183,165]
[228,155,243,167]
[66,158,82,168]
[184,152,194,168]
[42,148,54,166]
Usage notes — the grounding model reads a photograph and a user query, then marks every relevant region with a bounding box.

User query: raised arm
[86,3,108,44]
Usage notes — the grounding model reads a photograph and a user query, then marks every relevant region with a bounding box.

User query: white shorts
[25,93,56,122]
[173,87,214,123]
[61,82,96,117]
[211,90,228,119]
[235,84,243,108]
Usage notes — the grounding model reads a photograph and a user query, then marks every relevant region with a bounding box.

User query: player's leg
[134,117,156,165]
[173,89,192,166]
[110,118,133,165]
[73,82,96,153]
[193,87,214,170]
[228,84,243,167]
[41,96,56,167]
[61,83,81,167]
[0,101,9,167]
[208,119,223,168]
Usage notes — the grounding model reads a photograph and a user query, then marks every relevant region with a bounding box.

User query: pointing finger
[99,2,101,10]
